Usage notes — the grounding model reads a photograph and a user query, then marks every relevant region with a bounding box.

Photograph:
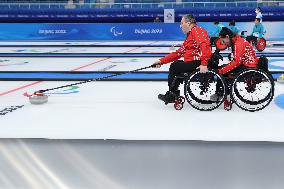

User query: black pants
[217,65,246,95]
[168,60,201,92]
[246,35,258,45]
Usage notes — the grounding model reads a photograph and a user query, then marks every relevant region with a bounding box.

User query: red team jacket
[218,35,259,75]
[159,25,212,66]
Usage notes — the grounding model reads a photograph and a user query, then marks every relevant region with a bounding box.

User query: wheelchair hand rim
[184,70,227,111]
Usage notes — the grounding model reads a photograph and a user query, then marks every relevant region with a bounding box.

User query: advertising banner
[0,22,282,41]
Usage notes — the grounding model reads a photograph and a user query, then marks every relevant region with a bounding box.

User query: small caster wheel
[174,102,183,110]
[177,96,185,104]
[224,99,232,111]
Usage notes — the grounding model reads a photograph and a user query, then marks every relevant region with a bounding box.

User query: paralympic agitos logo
[110,27,123,37]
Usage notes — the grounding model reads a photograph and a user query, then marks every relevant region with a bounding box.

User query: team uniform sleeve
[192,29,210,66]
[218,42,244,74]
[159,41,185,64]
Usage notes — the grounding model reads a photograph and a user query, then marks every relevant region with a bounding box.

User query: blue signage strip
[0,23,184,41]
[0,22,283,41]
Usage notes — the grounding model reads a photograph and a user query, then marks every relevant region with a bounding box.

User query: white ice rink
[0,41,284,141]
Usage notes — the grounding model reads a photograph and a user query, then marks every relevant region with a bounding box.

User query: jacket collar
[187,24,197,36]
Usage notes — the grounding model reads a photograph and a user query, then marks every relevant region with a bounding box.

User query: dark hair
[256,7,262,12]
[219,27,235,38]
[183,14,196,24]
[229,20,235,26]
[214,21,219,25]
[255,18,261,22]
[219,27,236,56]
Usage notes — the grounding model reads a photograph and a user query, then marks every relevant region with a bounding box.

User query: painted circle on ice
[274,93,284,110]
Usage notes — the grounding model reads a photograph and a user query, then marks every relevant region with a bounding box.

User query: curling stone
[29,92,48,105]
[278,74,284,84]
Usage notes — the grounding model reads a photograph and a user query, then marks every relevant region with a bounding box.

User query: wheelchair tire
[231,69,274,112]
[255,38,266,52]
[184,70,227,111]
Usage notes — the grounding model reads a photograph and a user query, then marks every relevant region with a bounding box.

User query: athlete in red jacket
[218,27,259,75]
[152,14,212,104]
[211,27,269,107]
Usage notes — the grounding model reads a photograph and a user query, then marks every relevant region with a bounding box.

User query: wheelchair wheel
[231,69,274,112]
[184,70,227,111]
[255,38,266,52]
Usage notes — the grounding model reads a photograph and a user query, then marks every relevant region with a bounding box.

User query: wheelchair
[241,31,266,52]
[171,54,274,112]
